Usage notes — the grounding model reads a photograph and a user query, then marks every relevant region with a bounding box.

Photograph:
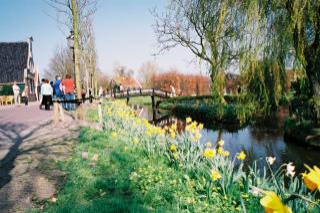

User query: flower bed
[39,101,320,212]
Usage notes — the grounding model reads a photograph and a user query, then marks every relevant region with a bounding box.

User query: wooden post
[140,88,142,95]
[59,102,64,121]
[53,101,64,123]
[98,101,103,128]
[151,95,155,109]
[53,102,59,123]
[126,89,130,105]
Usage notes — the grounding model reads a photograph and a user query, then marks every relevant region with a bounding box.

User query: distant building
[108,76,142,92]
[0,37,39,100]
[150,71,211,96]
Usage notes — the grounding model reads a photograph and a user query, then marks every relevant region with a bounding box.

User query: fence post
[98,101,103,128]
[126,89,130,105]
[53,100,64,123]
[53,101,59,123]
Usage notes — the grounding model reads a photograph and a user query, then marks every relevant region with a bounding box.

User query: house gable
[0,42,29,83]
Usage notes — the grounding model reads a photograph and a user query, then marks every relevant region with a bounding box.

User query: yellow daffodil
[173,153,178,159]
[198,123,204,130]
[211,170,222,181]
[186,117,192,123]
[133,137,139,144]
[169,144,177,152]
[205,142,212,147]
[222,150,230,157]
[111,131,117,138]
[170,131,176,139]
[146,129,153,136]
[260,191,292,213]
[236,151,246,160]
[301,164,320,191]
[192,132,201,142]
[203,149,216,159]
[217,147,224,155]
[171,124,177,131]
[217,139,224,146]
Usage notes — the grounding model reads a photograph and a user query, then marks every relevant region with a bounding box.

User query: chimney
[28,36,33,54]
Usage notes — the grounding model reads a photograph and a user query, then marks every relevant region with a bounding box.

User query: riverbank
[284,119,320,148]
[32,100,319,212]
[159,95,256,126]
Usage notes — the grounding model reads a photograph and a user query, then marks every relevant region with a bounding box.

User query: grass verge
[30,101,319,212]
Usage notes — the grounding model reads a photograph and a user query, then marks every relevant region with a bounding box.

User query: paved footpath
[0,103,81,212]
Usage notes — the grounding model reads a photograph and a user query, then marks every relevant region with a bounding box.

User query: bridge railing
[109,88,173,99]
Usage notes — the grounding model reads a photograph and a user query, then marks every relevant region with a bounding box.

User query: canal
[133,105,320,173]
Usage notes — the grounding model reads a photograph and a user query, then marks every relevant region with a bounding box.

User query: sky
[0,0,205,78]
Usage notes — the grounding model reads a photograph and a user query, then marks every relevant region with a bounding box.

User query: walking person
[41,79,53,110]
[39,78,45,109]
[22,84,29,105]
[62,74,75,111]
[53,76,63,99]
[12,81,20,105]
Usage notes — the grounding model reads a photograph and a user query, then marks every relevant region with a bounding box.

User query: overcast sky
[0,0,205,78]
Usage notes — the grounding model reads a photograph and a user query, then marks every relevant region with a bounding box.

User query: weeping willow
[241,0,320,119]
[156,0,320,119]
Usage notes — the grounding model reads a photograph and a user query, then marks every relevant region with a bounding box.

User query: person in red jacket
[62,74,75,110]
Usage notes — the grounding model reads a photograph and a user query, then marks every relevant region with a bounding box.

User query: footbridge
[110,88,173,108]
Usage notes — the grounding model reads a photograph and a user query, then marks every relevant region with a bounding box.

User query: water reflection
[131,105,320,173]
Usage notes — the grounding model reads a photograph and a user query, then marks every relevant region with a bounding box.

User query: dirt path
[0,104,81,212]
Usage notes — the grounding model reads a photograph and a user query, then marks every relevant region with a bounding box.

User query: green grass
[159,95,256,126]
[30,128,214,212]
[31,128,254,213]
[128,96,152,106]
[29,101,318,213]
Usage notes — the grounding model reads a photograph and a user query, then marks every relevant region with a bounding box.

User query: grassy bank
[128,96,152,106]
[34,101,319,212]
[159,95,256,126]
[284,118,320,148]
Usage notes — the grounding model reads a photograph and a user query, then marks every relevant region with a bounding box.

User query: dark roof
[0,42,28,83]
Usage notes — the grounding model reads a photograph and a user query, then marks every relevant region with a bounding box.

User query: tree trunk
[210,69,225,103]
[71,0,82,99]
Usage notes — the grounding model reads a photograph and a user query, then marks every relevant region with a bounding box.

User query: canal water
[132,105,320,173]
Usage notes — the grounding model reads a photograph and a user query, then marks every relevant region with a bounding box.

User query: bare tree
[96,71,109,88]
[138,61,158,88]
[153,0,241,100]
[45,0,98,97]
[44,46,73,80]
[113,65,135,78]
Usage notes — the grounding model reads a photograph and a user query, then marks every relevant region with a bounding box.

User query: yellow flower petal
[236,151,246,160]
[301,164,320,191]
[203,149,216,159]
[217,140,224,146]
[260,191,292,213]
[211,170,221,181]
